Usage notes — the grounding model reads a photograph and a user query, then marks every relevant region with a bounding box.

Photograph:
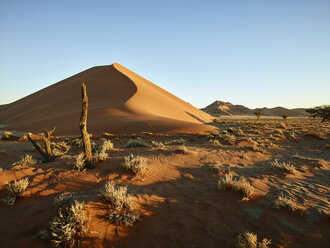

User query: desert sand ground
[0,119,329,248]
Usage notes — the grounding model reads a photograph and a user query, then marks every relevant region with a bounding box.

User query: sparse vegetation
[306,105,330,122]
[1,131,14,140]
[125,138,149,148]
[101,181,134,211]
[101,139,114,151]
[107,209,140,226]
[48,200,88,248]
[166,139,186,145]
[236,232,271,248]
[151,140,166,149]
[123,154,148,176]
[273,193,300,212]
[12,154,37,166]
[175,145,196,154]
[271,159,295,173]
[218,174,254,200]
[208,139,221,146]
[2,177,29,205]
[74,153,86,172]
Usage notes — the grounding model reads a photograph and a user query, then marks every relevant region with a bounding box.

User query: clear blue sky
[0,0,329,109]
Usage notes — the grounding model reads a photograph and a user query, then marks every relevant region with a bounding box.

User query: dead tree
[79,83,92,168]
[27,126,56,163]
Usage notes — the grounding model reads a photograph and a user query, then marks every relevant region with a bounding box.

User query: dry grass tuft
[273,193,301,212]
[101,139,114,151]
[271,159,295,173]
[54,193,76,210]
[123,154,148,176]
[2,177,29,205]
[100,181,134,211]
[151,140,166,149]
[236,232,271,248]
[166,139,186,145]
[1,131,14,140]
[12,154,37,166]
[218,174,254,200]
[107,209,141,226]
[74,153,86,172]
[92,149,108,163]
[48,200,88,248]
[208,139,221,146]
[125,138,149,148]
[51,141,71,156]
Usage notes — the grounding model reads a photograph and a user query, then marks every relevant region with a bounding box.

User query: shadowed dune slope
[0,63,215,135]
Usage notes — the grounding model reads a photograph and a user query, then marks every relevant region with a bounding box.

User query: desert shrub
[254,112,262,120]
[218,174,254,200]
[151,140,166,149]
[12,154,37,166]
[123,154,148,176]
[166,139,186,145]
[51,141,71,156]
[175,145,196,154]
[2,177,29,205]
[74,153,86,172]
[71,138,83,147]
[54,193,76,210]
[48,200,88,248]
[235,128,244,136]
[101,139,114,151]
[92,149,108,163]
[125,138,149,148]
[271,159,295,173]
[208,139,221,146]
[273,193,300,211]
[250,144,265,153]
[221,133,236,145]
[100,181,133,211]
[107,209,140,226]
[1,131,14,140]
[236,232,271,248]
[282,114,288,120]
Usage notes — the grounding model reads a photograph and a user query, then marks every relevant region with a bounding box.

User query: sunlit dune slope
[0,63,215,135]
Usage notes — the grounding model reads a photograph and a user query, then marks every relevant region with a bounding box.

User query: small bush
[236,232,271,248]
[92,149,108,163]
[101,140,114,151]
[54,193,76,210]
[175,145,196,154]
[123,154,148,176]
[273,193,300,211]
[271,159,295,173]
[151,140,166,149]
[221,133,236,145]
[166,139,186,145]
[51,141,71,156]
[250,144,265,153]
[100,181,134,211]
[12,154,37,166]
[125,138,149,148]
[218,174,254,200]
[2,178,29,205]
[74,153,86,172]
[1,131,14,140]
[48,200,88,248]
[208,139,221,146]
[108,209,140,226]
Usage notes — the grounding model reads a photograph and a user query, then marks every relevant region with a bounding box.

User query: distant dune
[202,100,308,117]
[0,63,215,135]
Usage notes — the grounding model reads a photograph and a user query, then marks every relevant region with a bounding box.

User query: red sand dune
[0,63,215,135]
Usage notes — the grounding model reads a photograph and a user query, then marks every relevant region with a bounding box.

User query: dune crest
[0,63,215,135]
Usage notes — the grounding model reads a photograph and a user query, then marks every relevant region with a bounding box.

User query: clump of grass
[218,174,254,200]
[54,193,76,210]
[175,145,196,154]
[235,128,244,136]
[250,144,265,153]
[123,154,148,176]
[51,141,71,156]
[236,232,271,248]
[92,149,108,163]
[107,209,140,226]
[101,181,140,226]
[151,140,166,149]
[74,153,86,172]
[101,139,114,151]
[208,139,221,146]
[271,159,295,173]
[70,138,83,147]
[1,131,14,140]
[47,200,88,248]
[273,193,300,212]
[100,181,134,211]
[2,178,29,205]
[125,138,149,148]
[12,154,37,166]
[221,133,236,145]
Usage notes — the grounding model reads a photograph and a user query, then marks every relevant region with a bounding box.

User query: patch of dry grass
[125,138,149,148]
[273,193,301,212]
[271,159,295,173]
[218,174,254,200]
[236,232,271,248]
[48,200,88,248]
[12,154,37,166]
[2,177,29,205]
[107,209,140,226]
[208,139,221,146]
[74,153,86,172]
[123,154,148,176]
[1,131,14,140]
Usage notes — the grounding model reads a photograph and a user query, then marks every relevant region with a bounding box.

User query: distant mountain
[202,101,308,117]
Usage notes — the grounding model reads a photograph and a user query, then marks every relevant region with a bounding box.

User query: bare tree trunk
[79,83,92,168]
[27,126,55,163]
